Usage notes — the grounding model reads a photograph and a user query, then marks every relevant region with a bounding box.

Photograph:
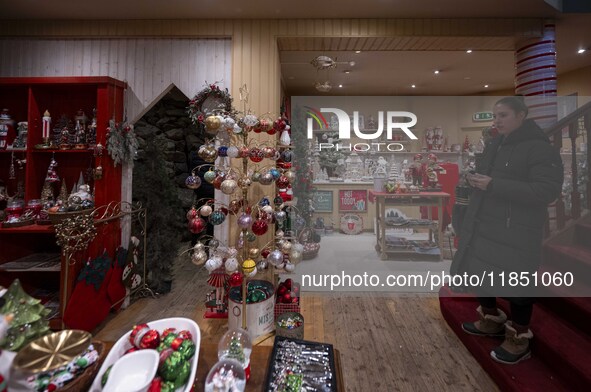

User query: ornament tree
[184,84,301,331]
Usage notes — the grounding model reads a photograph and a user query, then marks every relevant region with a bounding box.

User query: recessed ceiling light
[434,70,440,75]
[344,70,351,74]
[287,76,295,80]
[578,48,586,54]
[466,49,472,53]
[484,84,489,88]
[355,50,361,54]
[464,76,471,80]
[339,84,343,88]
[411,84,416,88]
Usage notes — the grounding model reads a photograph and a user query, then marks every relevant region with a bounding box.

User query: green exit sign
[473,112,493,122]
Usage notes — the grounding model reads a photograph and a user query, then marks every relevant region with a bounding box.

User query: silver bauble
[251,172,262,183]
[257,260,268,270]
[261,205,273,215]
[284,262,296,272]
[209,238,220,250]
[284,170,296,183]
[243,114,259,127]
[275,230,285,239]
[193,242,205,252]
[274,211,287,222]
[222,116,236,131]
[227,146,240,158]
[267,249,284,266]
[225,257,239,273]
[220,179,238,195]
[259,172,274,185]
[200,205,213,217]
[246,267,258,278]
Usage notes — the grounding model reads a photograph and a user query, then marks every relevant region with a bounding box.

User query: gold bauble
[192,250,208,266]
[284,170,296,183]
[249,247,260,259]
[242,258,256,274]
[199,145,218,163]
[290,249,303,264]
[281,241,292,253]
[204,115,222,132]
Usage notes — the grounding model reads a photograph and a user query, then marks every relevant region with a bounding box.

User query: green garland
[106,120,139,167]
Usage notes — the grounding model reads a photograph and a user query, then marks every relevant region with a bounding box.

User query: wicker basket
[299,228,320,260]
[276,312,304,340]
[47,209,93,225]
[59,340,106,391]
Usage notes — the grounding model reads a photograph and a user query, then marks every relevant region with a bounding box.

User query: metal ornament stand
[54,201,154,328]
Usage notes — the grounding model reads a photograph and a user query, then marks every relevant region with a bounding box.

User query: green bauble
[159,351,185,382]
[162,333,178,348]
[177,339,196,361]
[173,360,191,389]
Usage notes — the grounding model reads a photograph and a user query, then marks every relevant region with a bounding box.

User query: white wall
[0,38,232,122]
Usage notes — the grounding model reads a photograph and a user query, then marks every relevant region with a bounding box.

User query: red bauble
[229,272,243,287]
[249,148,264,163]
[186,208,198,221]
[278,286,287,296]
[177,330,193,340]
[282,293,292,303]
[239,146,250,158]
[284,278,293,289]
[266,128,277,135]
[213,175,224,190]
[273,118,287,132]
[138,329,161,349]
[170,337,185,351]
[148,378,163,392]
[251,219,269,236]
[188,217,207,234]
[162,328,177,338]
[276,175,290,188]
[291,297,299,304]
[261,248,271,258]
[129,323,149,347]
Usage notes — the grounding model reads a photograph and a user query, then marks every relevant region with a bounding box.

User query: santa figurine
[410,153,425,187]
[425,153,443,190]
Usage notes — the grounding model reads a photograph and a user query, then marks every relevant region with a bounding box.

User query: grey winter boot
[461,306,507,337]
[490,321,533,364]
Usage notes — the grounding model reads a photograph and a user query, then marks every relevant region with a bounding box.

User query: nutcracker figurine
[410,153,425,187]
[42,110,51,148]
[424,127,434,151]
[425,153,443,190]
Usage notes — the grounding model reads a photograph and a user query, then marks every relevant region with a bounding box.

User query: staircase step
[440,286,591,391]
[574,221,591,248]
[544,244,591,281]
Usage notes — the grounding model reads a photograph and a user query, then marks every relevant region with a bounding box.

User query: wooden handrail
[544,100,591,138]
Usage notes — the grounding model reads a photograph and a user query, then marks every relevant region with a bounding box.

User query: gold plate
[12,330,92,373]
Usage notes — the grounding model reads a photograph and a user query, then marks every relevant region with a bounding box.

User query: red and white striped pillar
[514,21,557,130]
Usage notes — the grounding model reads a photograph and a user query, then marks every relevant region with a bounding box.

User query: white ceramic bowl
[90,317,201,392]
[103,350,159,392]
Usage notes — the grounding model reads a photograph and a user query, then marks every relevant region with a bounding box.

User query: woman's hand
[467,173,493,191]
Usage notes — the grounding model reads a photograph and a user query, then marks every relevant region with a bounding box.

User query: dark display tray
[265,335,337,392]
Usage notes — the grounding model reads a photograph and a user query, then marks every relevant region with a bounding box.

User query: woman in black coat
[451,96,563,364]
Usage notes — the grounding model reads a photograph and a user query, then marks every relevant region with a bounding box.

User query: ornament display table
[104,341,345,391]
[368,190,450,261]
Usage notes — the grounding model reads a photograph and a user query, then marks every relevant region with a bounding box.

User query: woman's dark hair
[495,96,528,117]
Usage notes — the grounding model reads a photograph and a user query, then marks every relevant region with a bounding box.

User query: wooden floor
[95,248,499,392]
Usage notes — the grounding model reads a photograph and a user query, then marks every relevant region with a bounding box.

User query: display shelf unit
[0,76,126,329]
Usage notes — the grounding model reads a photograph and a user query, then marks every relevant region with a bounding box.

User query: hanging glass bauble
[273,195,284,205]
[267,250,284,266]
[213,175,225,190]
[188,217,207,234]
[209,238,220,250]
[259,172,274,185]
[237,177,251,188]
[281,241,292,253]
[229,199,243,214]
[193,242,206,252]
[274,210,287,223]
[199,144,218,162]
[226,146,239,158]
[205,257,223,272]
[257,260,268,271]
[238,146,250,158]
[205,115,222,132]
[284,262,295,272]
[246,268,258,278]
[191,250,208,266]
[259,118,273,133]
[220,179,238,195]
[269,168,281,180]
[294,215,306,231]
[251,171,261,183]
[262,146,276,159]
[280,150,293,162]
[185,174,202,190]
[222,116,236,131]
[276,175,290,188]
[261,248,271,259]
[284,170,296,183]
[242,258,256,274]
[259,196,271,207]
[276,230,285,239]
[246,232,257,242]
[290,249,303,264]
[243,114,258,127]
[199,204,213,217]
[218,146,228,157]
[237,213,252,229]
[261,205,273,216]
[225,257,239,273]
[248,248,260,259]
[249,148,264,163]
[273,118,287,133]
[232,124,243,134]
[279,129,291,146]
[186,207,198,221]
[204,169,217,183]
[270,150,281,161]
[209,210,226,225]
